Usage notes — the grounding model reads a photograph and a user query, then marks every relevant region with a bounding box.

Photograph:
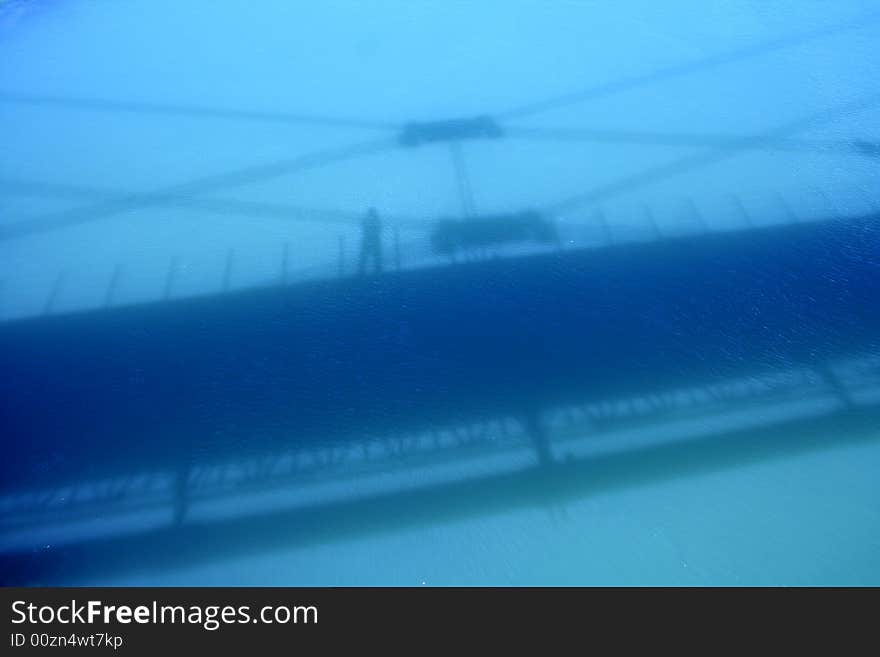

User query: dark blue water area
[2,215,880,584]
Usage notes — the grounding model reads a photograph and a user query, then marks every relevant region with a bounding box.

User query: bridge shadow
[2,404,878,585]
[2,214,879,584]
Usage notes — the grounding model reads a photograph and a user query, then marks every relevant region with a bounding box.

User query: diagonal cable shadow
[495,11,880,121]
[5,13,878,132]
[3,14,879,241]
[543,93,880,216]
[0,138,398,240]
[504,126,875,157]
[0,91,401,131]
[0,177,426,228]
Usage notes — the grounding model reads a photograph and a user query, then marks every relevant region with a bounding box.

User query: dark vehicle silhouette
[853,140,880,158]
[430,210,559,257]
[398,115,503,147]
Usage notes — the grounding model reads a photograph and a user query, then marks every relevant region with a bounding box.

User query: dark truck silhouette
[853,140,880,158]
[430,210,559,257]
[398,115,503,147]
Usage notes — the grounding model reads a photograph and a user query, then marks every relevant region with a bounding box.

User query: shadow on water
[1,213,879,584]
[496,10,880,120]
[4,214,880,487]
[0,92,400,130]
[2,405,879,584]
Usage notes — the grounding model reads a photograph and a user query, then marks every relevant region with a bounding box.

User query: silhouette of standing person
[358,207,383,275]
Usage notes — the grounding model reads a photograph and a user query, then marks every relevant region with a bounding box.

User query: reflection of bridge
[1,209,879,583]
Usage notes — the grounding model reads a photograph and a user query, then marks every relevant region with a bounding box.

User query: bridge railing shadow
[2,350,879,584]
[2,188,866,324]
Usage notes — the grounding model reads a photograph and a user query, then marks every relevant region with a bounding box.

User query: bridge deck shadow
[2,404,878,585]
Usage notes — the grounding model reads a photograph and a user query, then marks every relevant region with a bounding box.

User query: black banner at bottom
[1,587,874,653]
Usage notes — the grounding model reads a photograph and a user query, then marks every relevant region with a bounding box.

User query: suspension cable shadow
[0,91,401,131]
[543,93,880,216]
[495,11,880,121]
[504,126,875,157]
[0,177,427,229]
[0,138,398,240]
[449,142,477,217]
